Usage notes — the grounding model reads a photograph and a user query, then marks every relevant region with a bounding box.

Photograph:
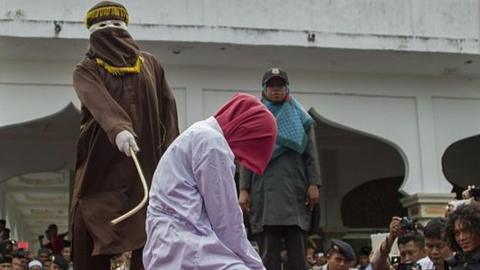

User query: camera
[397,262,422,270]
[399,217,416,231]
[391,256,422,270]
[470,187,480,200]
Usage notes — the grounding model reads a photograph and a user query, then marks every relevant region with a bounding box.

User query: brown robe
[72,50,179,256]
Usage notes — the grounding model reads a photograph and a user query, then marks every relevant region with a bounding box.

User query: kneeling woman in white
[143,93,277,269]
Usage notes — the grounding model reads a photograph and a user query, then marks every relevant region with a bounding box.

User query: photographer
[423,218,452,270]
[371,217,432,270]
[445,203,480,270]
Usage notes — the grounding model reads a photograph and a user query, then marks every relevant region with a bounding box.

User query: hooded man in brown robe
[71,2,179,269]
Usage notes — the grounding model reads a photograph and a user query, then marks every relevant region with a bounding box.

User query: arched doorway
[442,135,480,198]
[309,109,406,251]
[0,104,79,251]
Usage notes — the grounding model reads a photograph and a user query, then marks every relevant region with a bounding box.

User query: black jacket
[447,249,480,270]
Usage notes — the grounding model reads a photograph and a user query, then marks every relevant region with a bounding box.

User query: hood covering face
[85,1,142,75]
[88,27,141,69]
[214,93,277,175]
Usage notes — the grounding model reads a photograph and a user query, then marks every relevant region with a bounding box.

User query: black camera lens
[399,217,416,231]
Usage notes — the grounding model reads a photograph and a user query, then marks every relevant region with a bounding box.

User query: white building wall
[2,59,480,194]
[1,0,479,54]
[1,0,480,238]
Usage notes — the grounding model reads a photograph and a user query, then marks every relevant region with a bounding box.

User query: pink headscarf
[214,93,277,175]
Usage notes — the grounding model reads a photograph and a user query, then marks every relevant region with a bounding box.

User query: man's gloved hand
[115,130,140,157]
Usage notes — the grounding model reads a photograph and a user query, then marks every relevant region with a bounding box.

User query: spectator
[0,254,12,270]
[307,247,317,268]
[357,246,372,270]
[445,204,480,270]
[37,248,50,265]
[50,255,69,270]
[59,242,72,270]
[315,251,327,267]
[16,251,29,270]
[239,68,321,270]
[59,242,70,261]
[371,217,433,270]
[43,259,52,270]
[319,239,356,270]
[423,218,452,270]
[27,260,42,270]
[43,224,67,255]
[10,255,23,270]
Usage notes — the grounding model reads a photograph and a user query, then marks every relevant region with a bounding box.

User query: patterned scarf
[263,96,313,159]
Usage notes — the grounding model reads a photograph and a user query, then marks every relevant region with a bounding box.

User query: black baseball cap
[262,68,289,86]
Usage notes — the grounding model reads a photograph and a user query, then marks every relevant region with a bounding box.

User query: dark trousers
[72,210,144,270]
[255,225,307,270]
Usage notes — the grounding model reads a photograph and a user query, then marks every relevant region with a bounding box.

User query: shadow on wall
[442,134,480,199]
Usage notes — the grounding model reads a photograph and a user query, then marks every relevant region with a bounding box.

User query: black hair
[398,231,425,249]
[445,203,480,253]
[424,217,447,240]
[358,246,372,257]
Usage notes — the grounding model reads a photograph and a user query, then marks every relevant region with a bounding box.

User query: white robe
[143,117,265,270]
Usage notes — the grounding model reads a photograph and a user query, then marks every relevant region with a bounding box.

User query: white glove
[115,130,139,157]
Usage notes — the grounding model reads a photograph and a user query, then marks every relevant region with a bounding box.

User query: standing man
[239,68,322,270]
[72,1,179,269]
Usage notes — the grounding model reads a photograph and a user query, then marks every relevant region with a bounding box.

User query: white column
[400,193,456,225]
[415,95,451,192]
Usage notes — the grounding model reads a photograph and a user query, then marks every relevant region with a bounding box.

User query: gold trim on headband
[85,6,129,26]
[95,56,143,76]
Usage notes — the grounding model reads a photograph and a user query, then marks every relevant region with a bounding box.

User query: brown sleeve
[154,61,179,152]
[73,60,135,144]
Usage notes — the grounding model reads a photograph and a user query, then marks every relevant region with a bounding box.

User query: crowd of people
[302,186,480,270]
[1,0,480,269]
[0,223,72,270]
